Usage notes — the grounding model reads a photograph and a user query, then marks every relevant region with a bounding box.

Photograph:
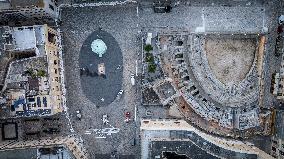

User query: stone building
[0,24,64,117]
[0,0,58,26]
[271,109,284,159]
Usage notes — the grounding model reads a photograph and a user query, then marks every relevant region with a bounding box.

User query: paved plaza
[139,4,266,34]
[61,4,141,158]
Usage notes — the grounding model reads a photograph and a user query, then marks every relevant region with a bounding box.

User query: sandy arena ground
[205,37,256,84]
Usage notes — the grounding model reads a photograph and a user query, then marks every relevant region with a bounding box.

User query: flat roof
[0,1,11,10]
[10,0,44,9]
[0,27,6,54]
[151,141,218,159]
[275,110,284,140]
[2,122,17,140]
[12,27,36,51]
[0,148,37,159]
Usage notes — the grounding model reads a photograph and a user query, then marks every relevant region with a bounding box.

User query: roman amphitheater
[157,32,269,138]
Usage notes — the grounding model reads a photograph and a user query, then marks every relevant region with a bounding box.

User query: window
[272,147,276,152]
[54,60,57,65]
[48,32,56,44]
[54,68,57,74]
[49,4,54,11]
[273,140,278,145]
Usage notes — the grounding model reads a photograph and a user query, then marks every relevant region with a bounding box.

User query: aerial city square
[0,0,283,159]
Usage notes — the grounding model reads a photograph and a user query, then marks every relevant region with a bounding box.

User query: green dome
[91,39,107,57]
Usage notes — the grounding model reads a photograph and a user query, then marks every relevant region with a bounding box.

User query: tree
[25,68,33,76]
[148,63,156,73]
[144,44,153,52]
[146,53,154,63]
[37,70,46,77]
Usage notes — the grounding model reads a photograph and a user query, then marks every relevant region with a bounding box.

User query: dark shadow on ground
[79,29,123,107]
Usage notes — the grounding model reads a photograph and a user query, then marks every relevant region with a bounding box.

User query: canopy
[91,39,107,57]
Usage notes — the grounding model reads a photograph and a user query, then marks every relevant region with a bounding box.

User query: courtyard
[205,35,257,84]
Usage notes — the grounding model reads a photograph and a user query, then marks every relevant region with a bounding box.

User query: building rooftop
[0,148,37,159]
[12,27,36,51]
[150,141,218,159]
[0,147,74,159]
[0,24,61,117]
[0,27,6,55]
[0,25,46,56]
[0,1,11,10]
[10,0,44,9]
[2,122,18,140]
[6,56,48,85]
[275,109,284,140]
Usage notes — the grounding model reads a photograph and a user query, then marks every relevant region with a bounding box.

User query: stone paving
[61,4,141,158]
[0,135,87,159]
[139,5,266,34]
[261,1,283,108]
[203,7,266,33]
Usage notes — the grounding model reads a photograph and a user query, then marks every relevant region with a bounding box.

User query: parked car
[103,114,109,125]
[131,74,135,86]
[76,110,82,120]
[146,110,153,116]
[125,112,131,123]
[43,128,60,134]
[130,138,136,146]
[116,90,124,100]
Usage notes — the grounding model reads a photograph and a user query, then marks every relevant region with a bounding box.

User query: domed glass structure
[91,39,107,57]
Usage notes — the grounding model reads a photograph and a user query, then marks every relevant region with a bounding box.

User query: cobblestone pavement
[262,1,283,108]
[61,4,142,158]
[139,3,266,34]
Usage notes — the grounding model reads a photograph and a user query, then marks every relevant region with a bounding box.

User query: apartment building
[0,0,58,26]
[0,24,64,117]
